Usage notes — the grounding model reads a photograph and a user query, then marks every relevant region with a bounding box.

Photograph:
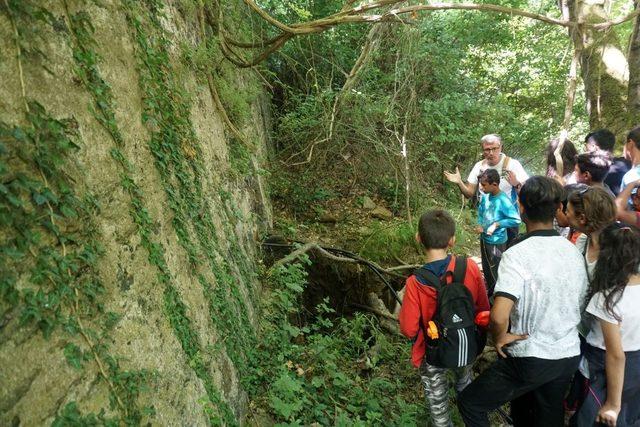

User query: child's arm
[468,261,489,312]
[615,179,640,225]
[492,197,521,230]
[596,319,625,425]
[398,279,421,340]
[477,196,485,229]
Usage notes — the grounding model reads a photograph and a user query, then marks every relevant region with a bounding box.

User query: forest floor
[252,187,512,426]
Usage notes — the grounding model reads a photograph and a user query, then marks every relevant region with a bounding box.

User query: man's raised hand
[444,167,462,184]
[505,170,520,187]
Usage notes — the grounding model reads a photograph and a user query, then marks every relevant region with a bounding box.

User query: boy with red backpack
[399,210,490,427]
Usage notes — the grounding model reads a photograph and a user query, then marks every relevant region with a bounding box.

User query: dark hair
[589,223,640,321]
[575,150,611,183]
[546,139,577,178]
[585,129,616,152]
[562,183,589,212]
[567,186,616,234]
[479,169,500,185]
[628,126,640,150]
[418,210,455,249]
[518,176,565,223]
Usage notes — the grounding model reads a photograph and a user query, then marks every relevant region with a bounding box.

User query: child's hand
[475,226,483,234]
[596,403,619,427]
[486,222,498,236]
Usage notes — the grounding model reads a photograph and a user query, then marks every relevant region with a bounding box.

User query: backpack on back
[414,256,484,368]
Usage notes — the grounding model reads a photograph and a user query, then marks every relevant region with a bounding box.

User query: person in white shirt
[572,223,640,427]
[620,127,640,193]
[444,134,529,245]
[457,176,589,426]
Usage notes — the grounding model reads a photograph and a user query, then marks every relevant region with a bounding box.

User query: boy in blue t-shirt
[476,169,521,295]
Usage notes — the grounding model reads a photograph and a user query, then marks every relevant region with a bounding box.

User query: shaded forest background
[234,0,639,222]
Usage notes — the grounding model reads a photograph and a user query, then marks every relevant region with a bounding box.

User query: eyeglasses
[483,146,501,153]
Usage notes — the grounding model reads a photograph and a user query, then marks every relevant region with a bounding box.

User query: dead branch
[270,241,413,278]
[220,1,640,68]
[384,264,421,272]
[272,242,359,268]
[366,292,400,334]
[553,0,582,180]
[350,302,398,320]
[4,0,29,114]
[328,23,386,143]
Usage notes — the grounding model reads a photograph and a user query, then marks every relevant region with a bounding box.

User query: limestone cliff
[0,1,270,425]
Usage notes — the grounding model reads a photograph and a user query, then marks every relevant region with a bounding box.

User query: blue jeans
[572,344,640,426]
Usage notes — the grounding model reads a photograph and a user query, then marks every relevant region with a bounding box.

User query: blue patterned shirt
[477,191,521,244]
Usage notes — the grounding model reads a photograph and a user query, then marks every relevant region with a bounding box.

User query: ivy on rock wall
[1,0,268,425]
[0,101,155,424]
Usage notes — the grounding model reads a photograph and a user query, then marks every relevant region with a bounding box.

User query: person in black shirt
[585,129,631,196]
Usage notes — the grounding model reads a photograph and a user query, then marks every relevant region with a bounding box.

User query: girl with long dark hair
[573,223,640,426]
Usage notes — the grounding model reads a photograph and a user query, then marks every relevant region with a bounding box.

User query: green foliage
[247,260,423,425]
[1,95,154,423]
[64,4,241,423]
[64,343,90,369]
[269,167,338,216]
[52,402,110,427]
[1,102,94,333]
[265,0,591,216]
[358,221,420,264]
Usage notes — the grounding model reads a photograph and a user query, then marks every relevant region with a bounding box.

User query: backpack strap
[415,256,467,288]
[451,256,467,284]
[502,155,520,203]
[502,156,511,171]
[413,267,444,291]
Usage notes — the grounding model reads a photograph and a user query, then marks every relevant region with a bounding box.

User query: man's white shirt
[467,153,529,199]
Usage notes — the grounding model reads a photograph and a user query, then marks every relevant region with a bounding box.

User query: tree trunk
[568,0,629,138]
[628,0,640,125]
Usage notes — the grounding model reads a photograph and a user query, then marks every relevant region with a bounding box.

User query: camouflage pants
[420,360,472,427]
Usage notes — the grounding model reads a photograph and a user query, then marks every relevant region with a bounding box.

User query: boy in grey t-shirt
[458,176,589,426]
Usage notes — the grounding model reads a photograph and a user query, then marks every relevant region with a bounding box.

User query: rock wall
[0,1,270,425]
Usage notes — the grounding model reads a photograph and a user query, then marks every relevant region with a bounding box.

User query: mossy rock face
[0,0,270,425]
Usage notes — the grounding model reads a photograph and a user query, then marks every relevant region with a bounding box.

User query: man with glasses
[444,134,529,244]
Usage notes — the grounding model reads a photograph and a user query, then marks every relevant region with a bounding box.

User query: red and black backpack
[414,256,485,368]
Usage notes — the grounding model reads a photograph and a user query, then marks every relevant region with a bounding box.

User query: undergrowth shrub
[358,221,420,264]
[247,257,422,425]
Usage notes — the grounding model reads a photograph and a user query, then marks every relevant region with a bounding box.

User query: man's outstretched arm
[444,167,477,199]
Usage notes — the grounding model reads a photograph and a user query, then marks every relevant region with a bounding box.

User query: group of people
[398,130,640,426]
